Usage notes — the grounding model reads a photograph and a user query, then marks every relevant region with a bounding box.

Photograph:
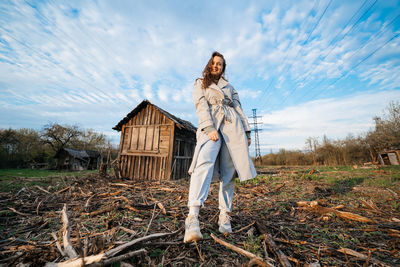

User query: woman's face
[210,56,224,77]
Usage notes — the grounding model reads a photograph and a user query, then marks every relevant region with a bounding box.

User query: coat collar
[217,77,229,88]
[208,77,229,98]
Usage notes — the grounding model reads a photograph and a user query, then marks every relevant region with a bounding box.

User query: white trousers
[187,131,236,212]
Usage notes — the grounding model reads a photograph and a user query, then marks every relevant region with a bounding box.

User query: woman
[184,51,257,243]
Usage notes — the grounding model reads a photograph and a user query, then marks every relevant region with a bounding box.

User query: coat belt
[209,98,233,123]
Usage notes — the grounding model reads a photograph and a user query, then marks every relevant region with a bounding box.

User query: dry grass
[1,165,399,266]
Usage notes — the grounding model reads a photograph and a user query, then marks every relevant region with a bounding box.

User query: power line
[295,13,400,103]
[0,29,132,109]
[254,0,321,107]
[258,0,333,108]
[290,0,372,88]
[302,0,333,45]
[266,0,389,113]
[306,32,400,102]
[4,1,133,110]
[46,0,126,71]
[269,0,377,112]
[259,0,377,112]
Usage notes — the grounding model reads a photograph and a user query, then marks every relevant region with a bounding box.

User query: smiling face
[202,51,226,89]
[210,56,224,77]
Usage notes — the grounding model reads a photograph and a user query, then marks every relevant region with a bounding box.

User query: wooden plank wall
[118,105,174,180]
[171,128,196,179]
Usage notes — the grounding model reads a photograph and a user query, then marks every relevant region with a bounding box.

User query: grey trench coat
[188,77,257,182]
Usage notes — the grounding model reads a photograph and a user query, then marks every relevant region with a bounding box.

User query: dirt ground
[1,166,399,266]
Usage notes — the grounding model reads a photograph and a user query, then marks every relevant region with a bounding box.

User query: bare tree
[305,137,319,165]
[41,123,81,153]
[366,101,400,156]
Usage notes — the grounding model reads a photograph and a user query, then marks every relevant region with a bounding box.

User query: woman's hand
[248,138,251,146]
[207,130,219,141]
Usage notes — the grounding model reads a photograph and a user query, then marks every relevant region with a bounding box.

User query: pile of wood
[0,172,399,266]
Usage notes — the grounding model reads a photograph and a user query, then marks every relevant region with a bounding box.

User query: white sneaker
[218,212,232,234]
[184,215,203,243]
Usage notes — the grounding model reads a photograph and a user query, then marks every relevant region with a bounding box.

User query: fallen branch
[51,232,65,257]
[86,204,119,216]
[271,183,285,192]
[46,231,178,266]
[337,248,389,266]
[56,186,71,195]
[119,226,137,236]
[210,234,273,267]
[35,185,50,194]
[157,202,167,215]
[109,183,134,188]
[123,205,140,213]
[61,204,78,259]
[234,221,256,234]
[144,203,157,236]
[8,207,30,216]
[194,241,204,262]
[106,230,180,257]
[263,234,291,267]
[87,248,146,267]
[248,257,272,267]
[296,201,373,223]
[98,191,124,197]
[84,194,97,210]
[255,221,291,267]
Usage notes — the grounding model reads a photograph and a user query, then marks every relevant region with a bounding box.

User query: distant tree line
[261,101,400,166]
[0,123,117,169]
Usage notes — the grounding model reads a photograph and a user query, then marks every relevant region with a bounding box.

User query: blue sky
[1,0,399,154]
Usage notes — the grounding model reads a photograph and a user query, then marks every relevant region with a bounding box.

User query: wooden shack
[113,100,197,180]
[55,148,101,171]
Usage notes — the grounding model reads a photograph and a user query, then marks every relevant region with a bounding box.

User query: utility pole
[249,109,262,162]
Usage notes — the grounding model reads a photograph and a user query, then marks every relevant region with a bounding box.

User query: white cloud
[142,84,153,100]
[157,85,168,102]
[257,90,400,152]
[1,0,399,147]
[237,89,262,99]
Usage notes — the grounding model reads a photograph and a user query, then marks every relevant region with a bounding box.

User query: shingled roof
[113,100,197,133]
[55,148,100,160]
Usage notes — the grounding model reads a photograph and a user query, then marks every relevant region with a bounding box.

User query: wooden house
[113,100,197,180]
[56,148,101,171]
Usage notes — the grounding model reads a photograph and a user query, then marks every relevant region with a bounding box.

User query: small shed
[56,148,101,170]
[378,149,400,165]
[113,100,197,180]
